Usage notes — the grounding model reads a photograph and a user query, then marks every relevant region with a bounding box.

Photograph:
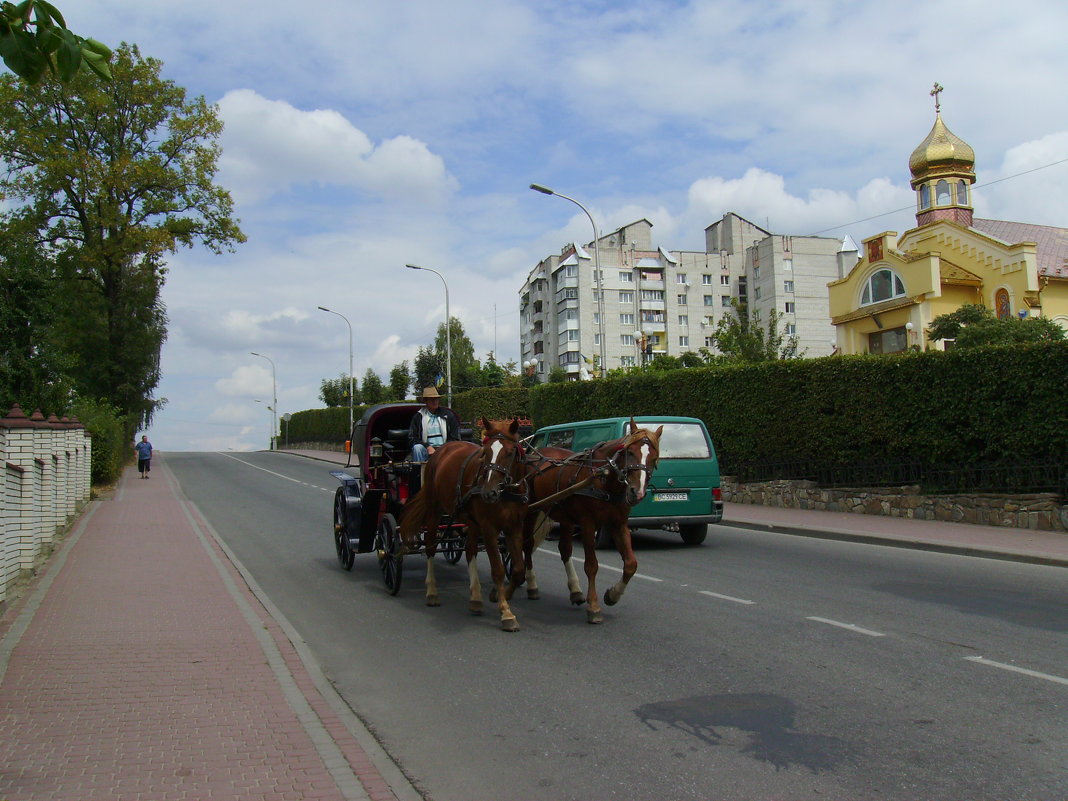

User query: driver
[408,386,460,463]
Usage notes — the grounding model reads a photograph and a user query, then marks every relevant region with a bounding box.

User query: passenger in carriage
[408,385,460,463]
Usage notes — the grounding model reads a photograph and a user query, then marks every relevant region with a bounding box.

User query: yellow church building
[829,88,1068,354]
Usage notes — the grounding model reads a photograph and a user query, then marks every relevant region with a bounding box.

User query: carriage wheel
[333,489,355,571]
[376,513,404,595]
[440,530,464,564]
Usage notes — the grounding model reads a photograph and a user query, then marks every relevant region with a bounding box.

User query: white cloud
[215,365,274,398]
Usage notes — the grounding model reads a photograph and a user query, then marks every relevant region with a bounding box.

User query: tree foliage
[434,316,479,391]
[707,300,802,362]
[0,43,244,428]
[412,345,443,395]
[927,304,1065,348]
[361,368,384,405]
[319,373,355,407]
[0,0,111,84]
[388,360,411,400]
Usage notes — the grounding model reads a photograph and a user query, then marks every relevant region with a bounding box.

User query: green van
[528,415,723,545]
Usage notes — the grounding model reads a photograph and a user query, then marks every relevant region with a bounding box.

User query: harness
[526,434,658,507]
[455,433,528,508]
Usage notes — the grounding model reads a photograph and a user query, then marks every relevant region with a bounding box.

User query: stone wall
[722,477,1068,532]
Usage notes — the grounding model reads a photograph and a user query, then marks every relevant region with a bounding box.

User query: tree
[413,346,443,395]
[475,351,507,388]
[361,368,384,405]
[319,373,355,407]
[0,0,112,84]
[0,44,244,428]
[388,361,411,400]
[708,300,801,362]
[434,316,477,391]
[927,304,1065,348]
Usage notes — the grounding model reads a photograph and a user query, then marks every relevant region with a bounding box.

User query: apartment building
[520,213,854,380]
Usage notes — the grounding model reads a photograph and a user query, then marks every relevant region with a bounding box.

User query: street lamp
[318,306,354,437]
[250,351,277,449]
[405,264,451,407]
[634,329,645,367]
[530,183,607,374]
[254,399,274,450]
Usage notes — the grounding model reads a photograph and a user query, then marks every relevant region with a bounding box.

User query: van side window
[546,430,574,449]
[571,425,615,451]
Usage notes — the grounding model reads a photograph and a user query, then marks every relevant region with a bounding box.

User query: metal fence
[727,460,1067,498]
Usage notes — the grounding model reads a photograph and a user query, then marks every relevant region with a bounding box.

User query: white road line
[699,590,755,605]
[964,656,1068,687]
[221,452,330,491]
[533,548,662,582]
[806,616,886,637]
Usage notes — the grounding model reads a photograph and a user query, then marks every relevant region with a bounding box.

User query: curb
[726,519,1068,569]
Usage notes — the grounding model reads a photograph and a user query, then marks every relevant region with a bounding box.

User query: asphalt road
[167,451,1068,801]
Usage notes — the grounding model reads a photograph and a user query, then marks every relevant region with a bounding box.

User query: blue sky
[57,0,1068,450]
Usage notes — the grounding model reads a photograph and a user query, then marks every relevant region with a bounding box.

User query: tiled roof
[971,218,1068,278]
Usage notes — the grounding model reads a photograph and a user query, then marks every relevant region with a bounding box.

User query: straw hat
[420,386,441,400]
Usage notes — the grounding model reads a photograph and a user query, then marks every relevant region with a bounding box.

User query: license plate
[654,492,688,501]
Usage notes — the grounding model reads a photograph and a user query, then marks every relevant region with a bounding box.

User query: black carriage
[330,402,475,594]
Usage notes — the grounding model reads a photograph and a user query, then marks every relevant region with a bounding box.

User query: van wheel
[679,524,707,545]
[594,526,613,549]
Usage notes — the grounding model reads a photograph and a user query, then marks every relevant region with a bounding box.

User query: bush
[70,397,129,485]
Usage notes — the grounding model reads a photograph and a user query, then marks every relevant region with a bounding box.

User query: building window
[679,336,689,347]
[567,329,580,341]
[593,313,600,325]
[784,280,794,293]
[720,274,730,286]
[721,295,732,308]
[784,323,796,335]
[619,313,635,326]
[704,295,715,306]
[564,263,578,278]
[936,179,951,206]
[640,290,665,302]
[559,352,581,365]
[784,301,795,313]
[561,288,578,300]
[593,333,601,345]
[619,290,634,303]
[919,184,931,210]
[619,271,633,283]
[860,268,906,305]
[677,294,687,305]
[783,258,792,271]
[620,355,635,367]
[678,315,688,326]
[704,336,714,348]
[753,266,760,280]
[702,274,713,285]
[956,181,969,205]
[754,287,762,300]
[868,327,907,354]
[677,273,687,284]
[621,334,635,346]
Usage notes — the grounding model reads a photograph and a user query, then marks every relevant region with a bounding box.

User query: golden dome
[909,113,975,180]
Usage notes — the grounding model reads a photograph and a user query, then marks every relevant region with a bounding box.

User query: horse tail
[398,485,430,545]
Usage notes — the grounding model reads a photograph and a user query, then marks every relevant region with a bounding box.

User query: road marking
[699,590,755,605]
[534,548,662,582]
[964,656,1068,687]
[806,616,886,637]
[222,453,332,491]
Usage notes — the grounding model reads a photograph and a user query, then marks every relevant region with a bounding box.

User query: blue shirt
[135,441,153,460]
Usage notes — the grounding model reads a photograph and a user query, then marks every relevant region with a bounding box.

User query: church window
[956,181,969,205]
[860,269,906,306]
[919,184,931,210]
[935,179,951,206]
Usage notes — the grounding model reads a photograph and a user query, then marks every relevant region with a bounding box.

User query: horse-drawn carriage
[331,402,664,631]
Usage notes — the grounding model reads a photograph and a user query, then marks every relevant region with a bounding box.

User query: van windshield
[655,422,711,459]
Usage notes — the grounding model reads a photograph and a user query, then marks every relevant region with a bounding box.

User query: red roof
[971,218,1068,278]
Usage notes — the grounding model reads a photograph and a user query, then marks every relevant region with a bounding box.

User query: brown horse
[521,419,662,623]
[398,417,529,631]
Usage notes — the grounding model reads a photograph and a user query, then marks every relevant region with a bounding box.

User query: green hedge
[286,405,368,445]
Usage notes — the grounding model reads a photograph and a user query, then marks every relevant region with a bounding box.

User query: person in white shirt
[407,386,460,462]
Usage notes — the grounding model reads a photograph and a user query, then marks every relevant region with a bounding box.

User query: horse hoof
[527,588,540,601]
[569,591,585,605]
[604,589,620,607]
[501,618,520,632]
[586,609,604,624]
[426,596,440,607]
[468,601,483,615]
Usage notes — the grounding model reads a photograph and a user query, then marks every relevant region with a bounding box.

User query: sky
[53,0,1068,451]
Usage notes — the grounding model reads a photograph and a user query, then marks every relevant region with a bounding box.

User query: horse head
[608,417,663,505]
[477,416,524,504]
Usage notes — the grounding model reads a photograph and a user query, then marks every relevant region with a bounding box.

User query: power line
[807,156,1068,236]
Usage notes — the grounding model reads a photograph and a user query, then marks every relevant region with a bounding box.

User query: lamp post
[318,306,354,437]
[404,264,451,406]
[530,183,607,374]
[250,351,277,449]
[254,399,273,450]
[634,330,645,367]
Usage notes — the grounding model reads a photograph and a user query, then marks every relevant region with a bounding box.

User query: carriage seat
[384,428,411,460]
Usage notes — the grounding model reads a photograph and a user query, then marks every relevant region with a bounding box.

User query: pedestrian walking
[134,435,154,479]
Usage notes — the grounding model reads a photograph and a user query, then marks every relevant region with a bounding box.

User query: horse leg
[523,513,550,601]
[579,524,604,624]
[465,529,483,615]
[604,523,637,606]
[480,521,519,632]
[557,523,584,605]
[424,554,440,606]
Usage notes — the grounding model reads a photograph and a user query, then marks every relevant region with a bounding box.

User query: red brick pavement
[0,458,412,801]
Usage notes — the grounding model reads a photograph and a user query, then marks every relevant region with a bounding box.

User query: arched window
[919,184,931,210]
[861,269,906,305]
[956,180,969,205]
[935,179,951,206]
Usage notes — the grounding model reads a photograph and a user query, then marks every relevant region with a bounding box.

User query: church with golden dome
[828,84,1068,354]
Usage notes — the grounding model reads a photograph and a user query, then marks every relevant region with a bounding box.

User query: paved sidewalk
[0,458,419,801]
[283,448,1068,568]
